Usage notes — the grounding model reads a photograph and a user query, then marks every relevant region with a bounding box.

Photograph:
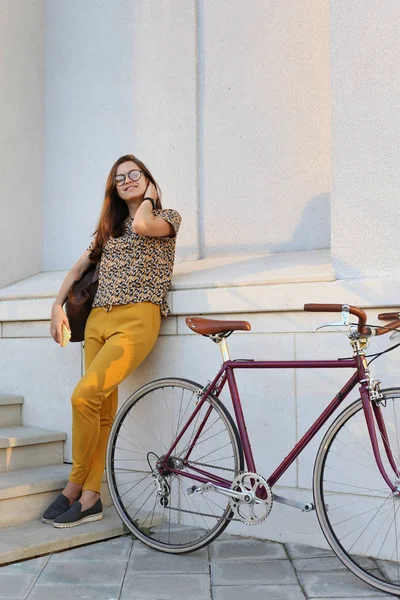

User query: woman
[42,154,181,528]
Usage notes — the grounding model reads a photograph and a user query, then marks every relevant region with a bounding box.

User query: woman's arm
[132,182,175,237]
[52,250,93,309]
[50,250,93,344]
[132,200,175,237]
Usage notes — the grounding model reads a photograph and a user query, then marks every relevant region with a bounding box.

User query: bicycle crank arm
[273,494,314,512]
[188,483,256,503]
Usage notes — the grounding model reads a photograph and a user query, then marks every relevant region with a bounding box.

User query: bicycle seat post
[219,337,230,362]
[208,333,231,362]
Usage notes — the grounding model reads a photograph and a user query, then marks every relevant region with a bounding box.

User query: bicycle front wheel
[313,388,400,596]
[106,378,243,553]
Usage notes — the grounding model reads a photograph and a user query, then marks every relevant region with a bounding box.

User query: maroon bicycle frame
[164,356,397,493]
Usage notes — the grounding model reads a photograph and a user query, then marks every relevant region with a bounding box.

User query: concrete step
[0,464,112,527]
[0,395,24,405]
[0,394,23,427]
[0,506,126,565]
[0,426,66,472]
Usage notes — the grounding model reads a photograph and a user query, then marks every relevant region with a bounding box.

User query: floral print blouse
[87,209,181,316]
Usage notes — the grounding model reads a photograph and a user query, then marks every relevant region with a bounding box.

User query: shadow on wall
[331,256,400,281]
[269,192,331,254]
[201,192,331,257]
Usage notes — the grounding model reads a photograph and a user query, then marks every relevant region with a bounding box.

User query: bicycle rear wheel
[313,388,400,596]
[106,378,243,553]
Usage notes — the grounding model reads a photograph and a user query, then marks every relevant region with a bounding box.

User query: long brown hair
[88,154,162,261]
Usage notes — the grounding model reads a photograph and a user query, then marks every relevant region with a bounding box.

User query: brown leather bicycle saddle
[185,317,251,335]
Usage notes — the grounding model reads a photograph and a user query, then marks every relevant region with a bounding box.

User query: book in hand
[61,323,71,347]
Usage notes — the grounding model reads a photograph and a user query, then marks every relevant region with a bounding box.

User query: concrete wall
[330,1,400,279]
[43,0,136,270]
[43,0,197,269]
[0,0,45,288]
[3,0,400,551]
[202,0,331,258]
[42,0,330,270]
[130,0,198,262]
[4,0,400,279]
[1,307,398,548]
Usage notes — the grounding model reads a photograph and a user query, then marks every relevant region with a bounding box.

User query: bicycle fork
[359,373,400,494]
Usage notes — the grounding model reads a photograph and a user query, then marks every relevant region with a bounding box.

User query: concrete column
[330,1,400,279]
[43,0,136,269]
[201,0,331,258]
[0,0,45,287]
[44,0,198,268]
[130,0,198,262]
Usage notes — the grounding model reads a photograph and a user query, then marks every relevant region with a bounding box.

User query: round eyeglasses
[114,169,143,186]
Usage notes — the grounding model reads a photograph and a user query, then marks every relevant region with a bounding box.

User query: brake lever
[314,322,347,332]
[313,305,350,333]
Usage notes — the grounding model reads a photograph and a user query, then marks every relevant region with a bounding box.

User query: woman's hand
[50,304,71,345]
[144,181,158,202]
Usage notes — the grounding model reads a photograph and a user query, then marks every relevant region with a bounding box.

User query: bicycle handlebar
[378,312,400,321]
[304,304,400,336]
[304,304,368,334]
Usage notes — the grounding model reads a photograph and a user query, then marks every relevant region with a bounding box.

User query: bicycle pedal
[187,483,214,495]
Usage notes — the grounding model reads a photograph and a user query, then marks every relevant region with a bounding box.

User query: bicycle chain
[185,460,241,474]
[160,467,270,524]
[165,503,241,522]
[163,460,243,521]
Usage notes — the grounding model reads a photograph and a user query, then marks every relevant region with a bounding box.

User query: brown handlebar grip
[375,318,400,336]
[303,303,368,334]
[378,312,400,321]
[304,304,344,313]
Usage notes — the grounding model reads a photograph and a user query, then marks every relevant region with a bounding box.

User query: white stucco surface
[43,0,136,270]
[0,0,45,288]
[202,0,331,257]
[130,0,198,262]
[3,247,400,321]
[43,0,197,268]
[2,0,400,552]
[0,249,333,300]
[330,1,400,278]
[1,300,398,548]
[40,0,332,271]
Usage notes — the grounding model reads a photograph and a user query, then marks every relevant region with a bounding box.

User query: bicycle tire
[313,388,400,596]
[106,377,244,553]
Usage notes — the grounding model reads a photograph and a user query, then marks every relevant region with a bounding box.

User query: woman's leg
[69,302,161,505]
[62,308,106,504]
[79,387,118,505]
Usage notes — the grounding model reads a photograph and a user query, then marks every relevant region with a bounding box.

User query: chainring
[229,472,272,525]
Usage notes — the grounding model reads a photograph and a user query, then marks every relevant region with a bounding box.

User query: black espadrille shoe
[41,493,71,524]
[53,498,103,528]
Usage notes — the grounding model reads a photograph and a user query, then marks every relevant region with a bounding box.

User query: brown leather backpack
[65,261,100,342]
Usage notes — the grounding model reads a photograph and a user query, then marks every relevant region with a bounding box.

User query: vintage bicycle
[106,303,400,596]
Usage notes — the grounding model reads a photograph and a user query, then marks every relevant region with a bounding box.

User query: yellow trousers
[69,302,161,493]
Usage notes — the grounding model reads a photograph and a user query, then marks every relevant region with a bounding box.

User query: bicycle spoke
[314,392,400,595]
[196,442,233,463]
[118,473,152,499]
[323,476,388,495]
[107,379,243,553]
[177,402,206,459]
[126,410,169,454]
[183,426,229,452]
[394,403,400,467]
[378,501,400,563]
[327,445,382,475]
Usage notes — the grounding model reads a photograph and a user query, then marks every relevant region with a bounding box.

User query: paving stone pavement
[0,534,397,600]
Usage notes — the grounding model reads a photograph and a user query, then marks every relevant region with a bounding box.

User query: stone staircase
[0,393,125,564]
